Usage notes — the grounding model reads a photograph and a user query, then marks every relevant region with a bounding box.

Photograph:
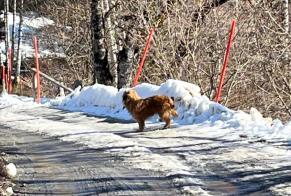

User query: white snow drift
[51,79,291,141]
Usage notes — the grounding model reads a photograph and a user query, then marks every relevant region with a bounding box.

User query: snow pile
[23,15,54,29]
[4,163,17,179]
[0,93,36,109]
[59,85,119,108]
[0,93,25,108]
[52,79,227,125]
[3,187,14,196]
[51,79,290,140]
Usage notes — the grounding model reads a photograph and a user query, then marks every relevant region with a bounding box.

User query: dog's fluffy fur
[122,90,178,131]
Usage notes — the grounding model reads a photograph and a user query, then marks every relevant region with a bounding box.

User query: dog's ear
[122,91,129,102]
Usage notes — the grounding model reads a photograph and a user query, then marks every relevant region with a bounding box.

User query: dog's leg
[160,112,171,129]
[137,120,145,131]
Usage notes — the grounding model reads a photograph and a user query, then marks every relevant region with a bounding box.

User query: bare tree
[15,0,24,84]
[4,0,10,57]
[91,0,138,88]
[91,0,112,86]
[11,0,16,63]
[103,0,118,87]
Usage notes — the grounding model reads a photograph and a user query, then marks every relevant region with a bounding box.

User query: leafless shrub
[19,0,290,121]
[115,0,290,121]
[22,0,93,94]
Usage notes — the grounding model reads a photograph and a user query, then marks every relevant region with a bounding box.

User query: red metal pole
[33,36,41,103]
[7,48,12,94]
[215,19,236,103]
[132,28,155,87]
[7,50,10,93]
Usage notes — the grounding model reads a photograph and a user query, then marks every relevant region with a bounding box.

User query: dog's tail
[166,97,178,117]
[170,109,178,117]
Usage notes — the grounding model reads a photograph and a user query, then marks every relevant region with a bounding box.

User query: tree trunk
[10,0,16,85]
[103,0,118,87]
[117,34,135,89]
[4,0,10,61]
[11,0,16,60]
[91,0,112,86]
[15,0,23,84]
[91,0,137,89]
[283,0,289,60]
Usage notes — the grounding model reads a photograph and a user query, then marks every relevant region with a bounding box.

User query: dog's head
[122,90,141,105]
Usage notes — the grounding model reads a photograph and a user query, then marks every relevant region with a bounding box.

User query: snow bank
[58,84,119,108]
[51,79,290,141]
[0,93,36,109]
[0,78,289,141]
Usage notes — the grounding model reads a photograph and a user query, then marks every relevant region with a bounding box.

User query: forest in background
[1,0,290,122]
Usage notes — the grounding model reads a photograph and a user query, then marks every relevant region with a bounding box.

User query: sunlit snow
[0,79,290,195]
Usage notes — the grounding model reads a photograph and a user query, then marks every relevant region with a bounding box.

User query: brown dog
[122,90,178,131]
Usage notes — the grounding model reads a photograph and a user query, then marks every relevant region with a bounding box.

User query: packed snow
[0,79,291,195]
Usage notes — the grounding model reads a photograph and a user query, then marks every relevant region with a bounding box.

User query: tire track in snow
[0,125,179,195]
[1,105,291,195]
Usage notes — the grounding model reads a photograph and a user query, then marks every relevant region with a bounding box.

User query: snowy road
[0,125,179,195]
[1,104,291,195]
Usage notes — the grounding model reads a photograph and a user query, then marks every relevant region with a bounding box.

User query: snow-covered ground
[0,79,291,195]
[0,12,64,63]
